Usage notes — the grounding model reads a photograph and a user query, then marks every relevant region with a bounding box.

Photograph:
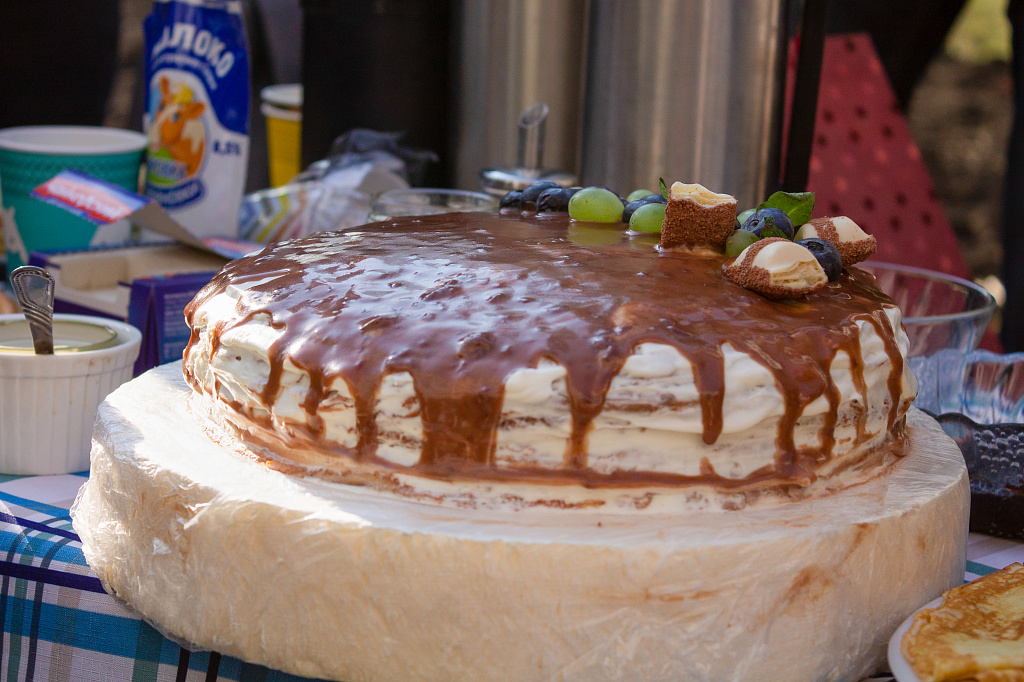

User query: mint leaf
[759,225,788,240]
[757,215,789,241]
[756,191,815,226]
[659,177,668,200]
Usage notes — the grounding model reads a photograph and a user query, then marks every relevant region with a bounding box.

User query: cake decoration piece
[739,206,795,240]
[797,238,843,282]
[568,187,625,223]
[722,237,828,298]
[537,187,577,213]
[660,182,738,250]
[626,188,657,202]
[794,216,877,266]
[520,181,561,211]
[754,190,815,228]
[725,228,758,257]
[499,190,523,211]
[622,193,666,224]
[628,202,666,233]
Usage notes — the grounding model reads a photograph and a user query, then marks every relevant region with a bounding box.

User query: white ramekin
[0,313,142,474]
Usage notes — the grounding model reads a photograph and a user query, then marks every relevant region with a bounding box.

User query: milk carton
[143,0,250,237]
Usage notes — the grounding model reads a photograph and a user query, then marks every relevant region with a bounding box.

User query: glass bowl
[368,188,498,221]
[858,261,997,357]
[912,349,1024,540]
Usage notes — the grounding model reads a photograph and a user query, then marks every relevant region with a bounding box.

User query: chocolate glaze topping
[184,212,906,490]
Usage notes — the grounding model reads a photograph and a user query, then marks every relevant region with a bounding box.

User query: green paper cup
[0,126,147,271]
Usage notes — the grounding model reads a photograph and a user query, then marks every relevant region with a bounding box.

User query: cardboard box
[30,244,227,375]
[24,170,260,375]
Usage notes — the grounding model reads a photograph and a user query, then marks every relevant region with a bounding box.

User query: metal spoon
[9,266,55,355]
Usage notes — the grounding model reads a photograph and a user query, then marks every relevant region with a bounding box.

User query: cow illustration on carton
[148,77,206,180]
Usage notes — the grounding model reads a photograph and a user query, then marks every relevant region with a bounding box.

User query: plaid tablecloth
[1,472,1020,682]
[0,472,321,682]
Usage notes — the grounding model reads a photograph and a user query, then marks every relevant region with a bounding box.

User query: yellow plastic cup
[260,84,302,187]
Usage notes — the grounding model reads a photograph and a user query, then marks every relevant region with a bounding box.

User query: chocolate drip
[184,213,907,488]
[690,345,726,445]
[846,328,870,445]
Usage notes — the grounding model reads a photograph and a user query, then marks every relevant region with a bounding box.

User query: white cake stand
[72,363,969,682]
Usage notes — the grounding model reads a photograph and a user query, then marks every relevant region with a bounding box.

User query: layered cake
[182,210,916,510]
[72,186,969,682]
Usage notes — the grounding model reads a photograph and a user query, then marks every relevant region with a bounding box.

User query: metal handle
[10,266,55,355]
[517,102,549,171]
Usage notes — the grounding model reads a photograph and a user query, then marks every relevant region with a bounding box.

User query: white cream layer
[183,279,917,504]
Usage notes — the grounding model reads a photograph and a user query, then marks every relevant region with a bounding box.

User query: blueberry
[622,199,646,223]
[536,187,578,213]
[741,207,795,240]
[521,182,562,209]
[499,190,523,210]
[798,238,842,281]
[622,193,668,223]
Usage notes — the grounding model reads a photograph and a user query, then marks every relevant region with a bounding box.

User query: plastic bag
[238,129,438,243]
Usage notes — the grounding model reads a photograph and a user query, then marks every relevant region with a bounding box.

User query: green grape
[626,189,656,202]
[737,208,756,226]
[725,229,758,258]
[628,202,666,233]
[568,187,625,223]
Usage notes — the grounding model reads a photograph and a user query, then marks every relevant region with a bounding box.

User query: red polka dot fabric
[805,34,970,278]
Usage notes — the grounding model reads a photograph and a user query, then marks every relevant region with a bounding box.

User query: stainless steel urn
[580,0,790,208]
[453,0,587,191]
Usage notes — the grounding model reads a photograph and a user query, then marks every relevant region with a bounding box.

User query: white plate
[887,596,944,682]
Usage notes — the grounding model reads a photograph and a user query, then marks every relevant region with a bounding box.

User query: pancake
[903,563,1024,682]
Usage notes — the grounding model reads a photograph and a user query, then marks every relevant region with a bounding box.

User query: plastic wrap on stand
[237,129,439,243]
[72,364,970,682]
